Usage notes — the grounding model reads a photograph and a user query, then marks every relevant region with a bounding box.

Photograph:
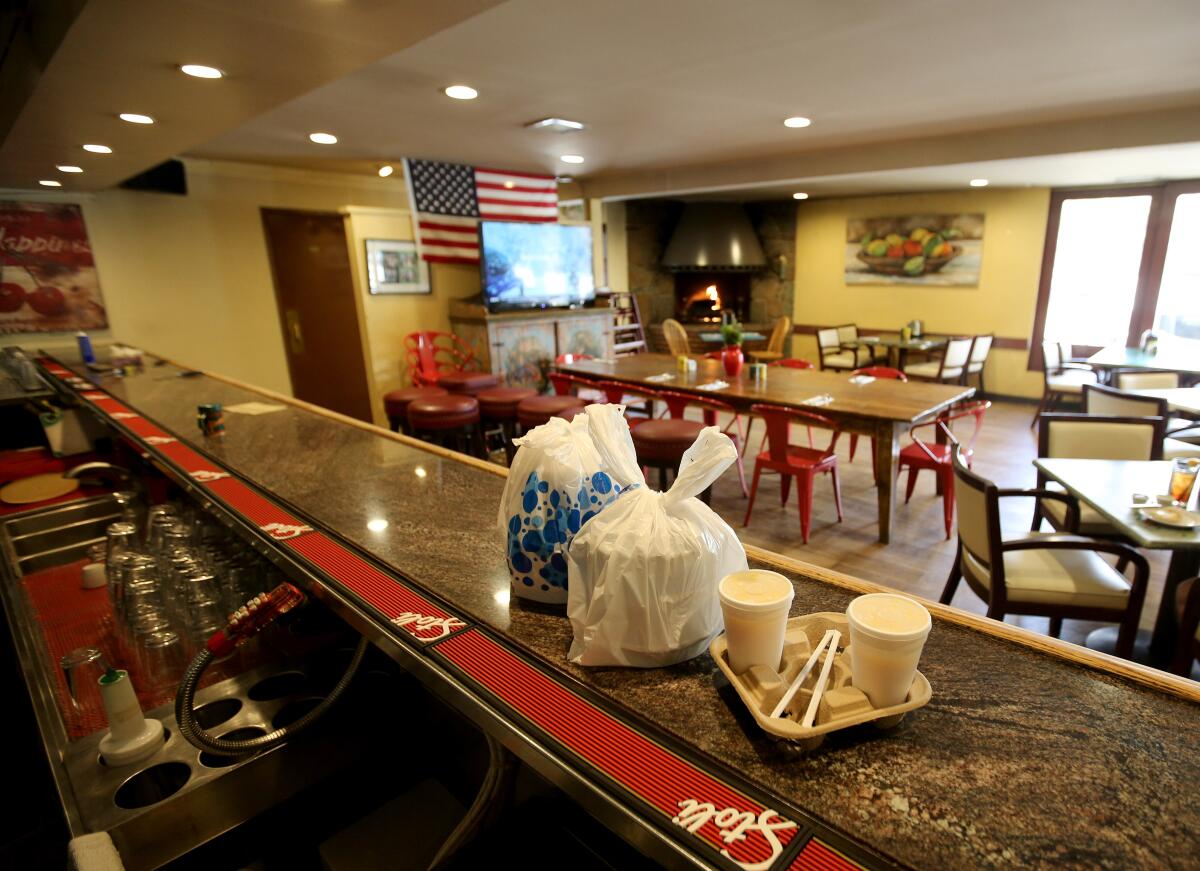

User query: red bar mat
[20,559,244,739]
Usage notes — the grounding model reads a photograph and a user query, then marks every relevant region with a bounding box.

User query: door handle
[285,309,305,354]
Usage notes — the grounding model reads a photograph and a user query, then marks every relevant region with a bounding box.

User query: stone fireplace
[673,271,752,324]
[624,199,796,353]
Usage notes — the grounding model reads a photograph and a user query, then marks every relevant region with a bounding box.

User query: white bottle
[98,669,164,765]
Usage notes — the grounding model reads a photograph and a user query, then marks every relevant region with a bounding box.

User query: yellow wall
[792,187,1051,398]
[2,159,413,394]
[342,206,479,427]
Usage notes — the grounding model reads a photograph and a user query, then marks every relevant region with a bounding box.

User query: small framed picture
[365,239,430,294]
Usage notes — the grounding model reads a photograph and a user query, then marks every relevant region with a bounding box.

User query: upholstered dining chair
[662,318,690,358]
[817,327,860,371]
[749,316,792,364]
[904,336,972,384]
[1171,576,1200,677]
[1030,413,1165,538]
[941,450,1149,657]
[1029,340,1097,427]
[1083,384,1200,459]
[835,324,875,365]
[1113,369,1180,390]
[964,334,994,393]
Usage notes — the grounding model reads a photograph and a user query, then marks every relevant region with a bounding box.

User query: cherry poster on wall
[0,201,108,334]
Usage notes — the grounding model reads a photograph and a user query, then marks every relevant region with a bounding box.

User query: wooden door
[260,209,373,421]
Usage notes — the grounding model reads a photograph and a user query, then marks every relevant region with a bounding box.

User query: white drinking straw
[771,629,834,719]
[800,629,841,728]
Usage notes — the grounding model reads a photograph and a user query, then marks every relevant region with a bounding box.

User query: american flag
[403,158,558,264]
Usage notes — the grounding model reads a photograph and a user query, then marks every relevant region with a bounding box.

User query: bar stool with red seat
[407,394,486,457]
[477,386,538,464]
[628,396,718,500]
[658,390,749,497]
[383,385,447,434]
[438,370,500,396]
[847,366,908,466]
[516,394,588,431]
[744,404,843,544]
[898,400,990,539]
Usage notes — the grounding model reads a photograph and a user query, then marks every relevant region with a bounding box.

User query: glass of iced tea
[1168,458,1199,505]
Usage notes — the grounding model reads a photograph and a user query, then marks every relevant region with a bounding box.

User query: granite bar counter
[32,351,1200,870]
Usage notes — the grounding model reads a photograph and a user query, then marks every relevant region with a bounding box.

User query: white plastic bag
[498,408,634,604]
[565,406,749,667]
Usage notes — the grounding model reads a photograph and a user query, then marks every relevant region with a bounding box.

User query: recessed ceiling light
[39,180,62,187]
[969,178,989,187]
[119,113,154,125]
[57,165,83,173]
[526,117,586,133]
[378,164,394,178]
[783,116,812,128]
[180,64,223,79]
[444,85,478,100]
[82,144,112,154]
[309,132,338,145]
[792,192,809,200]
[560,154,585,164]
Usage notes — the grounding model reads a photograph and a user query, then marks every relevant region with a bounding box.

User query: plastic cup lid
[718,570,794,612]
[847,593,931,641]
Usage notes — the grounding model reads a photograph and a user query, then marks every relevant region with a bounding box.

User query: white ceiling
[677,142,1200,200]
[190,0,1200,193]
[4,0,1200,198]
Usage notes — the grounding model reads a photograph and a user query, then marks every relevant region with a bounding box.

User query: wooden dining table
[1033,457,1200,665]
[851,333,947,369]
[555,353,974,543]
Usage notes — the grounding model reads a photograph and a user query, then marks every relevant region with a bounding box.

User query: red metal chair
[548,371,606,403]
[744,404,842,543]
[747,358,817,452]
[555,353,594,365]
[658,390,749,497]
[403,331,479,387]
[899,400,991,539]
[847,367,908,465]
[591,380,660,428]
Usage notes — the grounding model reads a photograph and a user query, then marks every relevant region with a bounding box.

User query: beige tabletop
[1032,458,1199,550]
[1129,387,1200,418]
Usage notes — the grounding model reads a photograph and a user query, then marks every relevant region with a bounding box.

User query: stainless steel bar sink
[2,494,122,575]
[0,493,385,870]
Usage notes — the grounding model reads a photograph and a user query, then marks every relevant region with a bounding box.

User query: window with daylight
[1029,181,1200,368]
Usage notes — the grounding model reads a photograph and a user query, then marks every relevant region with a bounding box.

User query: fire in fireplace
[674,271,751,324]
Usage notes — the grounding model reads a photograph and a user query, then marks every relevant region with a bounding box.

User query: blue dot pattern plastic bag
[498,407,636,605]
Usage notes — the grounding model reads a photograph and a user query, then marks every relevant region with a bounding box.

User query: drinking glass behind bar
[1169,458,1199,505]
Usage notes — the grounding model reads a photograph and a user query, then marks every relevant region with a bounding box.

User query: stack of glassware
[103,500,278,692]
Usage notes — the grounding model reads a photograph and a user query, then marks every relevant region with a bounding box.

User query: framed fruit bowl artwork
[845,213,984,286]
[0,201,108,334]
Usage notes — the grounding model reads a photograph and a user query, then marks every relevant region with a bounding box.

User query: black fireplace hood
[660,202,767,272]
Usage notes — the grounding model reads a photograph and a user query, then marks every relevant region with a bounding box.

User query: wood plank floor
[700,399,1175,652]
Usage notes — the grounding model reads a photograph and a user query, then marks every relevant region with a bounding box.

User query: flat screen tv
[480,221,594,312]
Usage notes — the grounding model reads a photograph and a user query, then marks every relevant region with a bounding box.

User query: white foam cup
[846,593,931,708]
[718,570,794,674]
